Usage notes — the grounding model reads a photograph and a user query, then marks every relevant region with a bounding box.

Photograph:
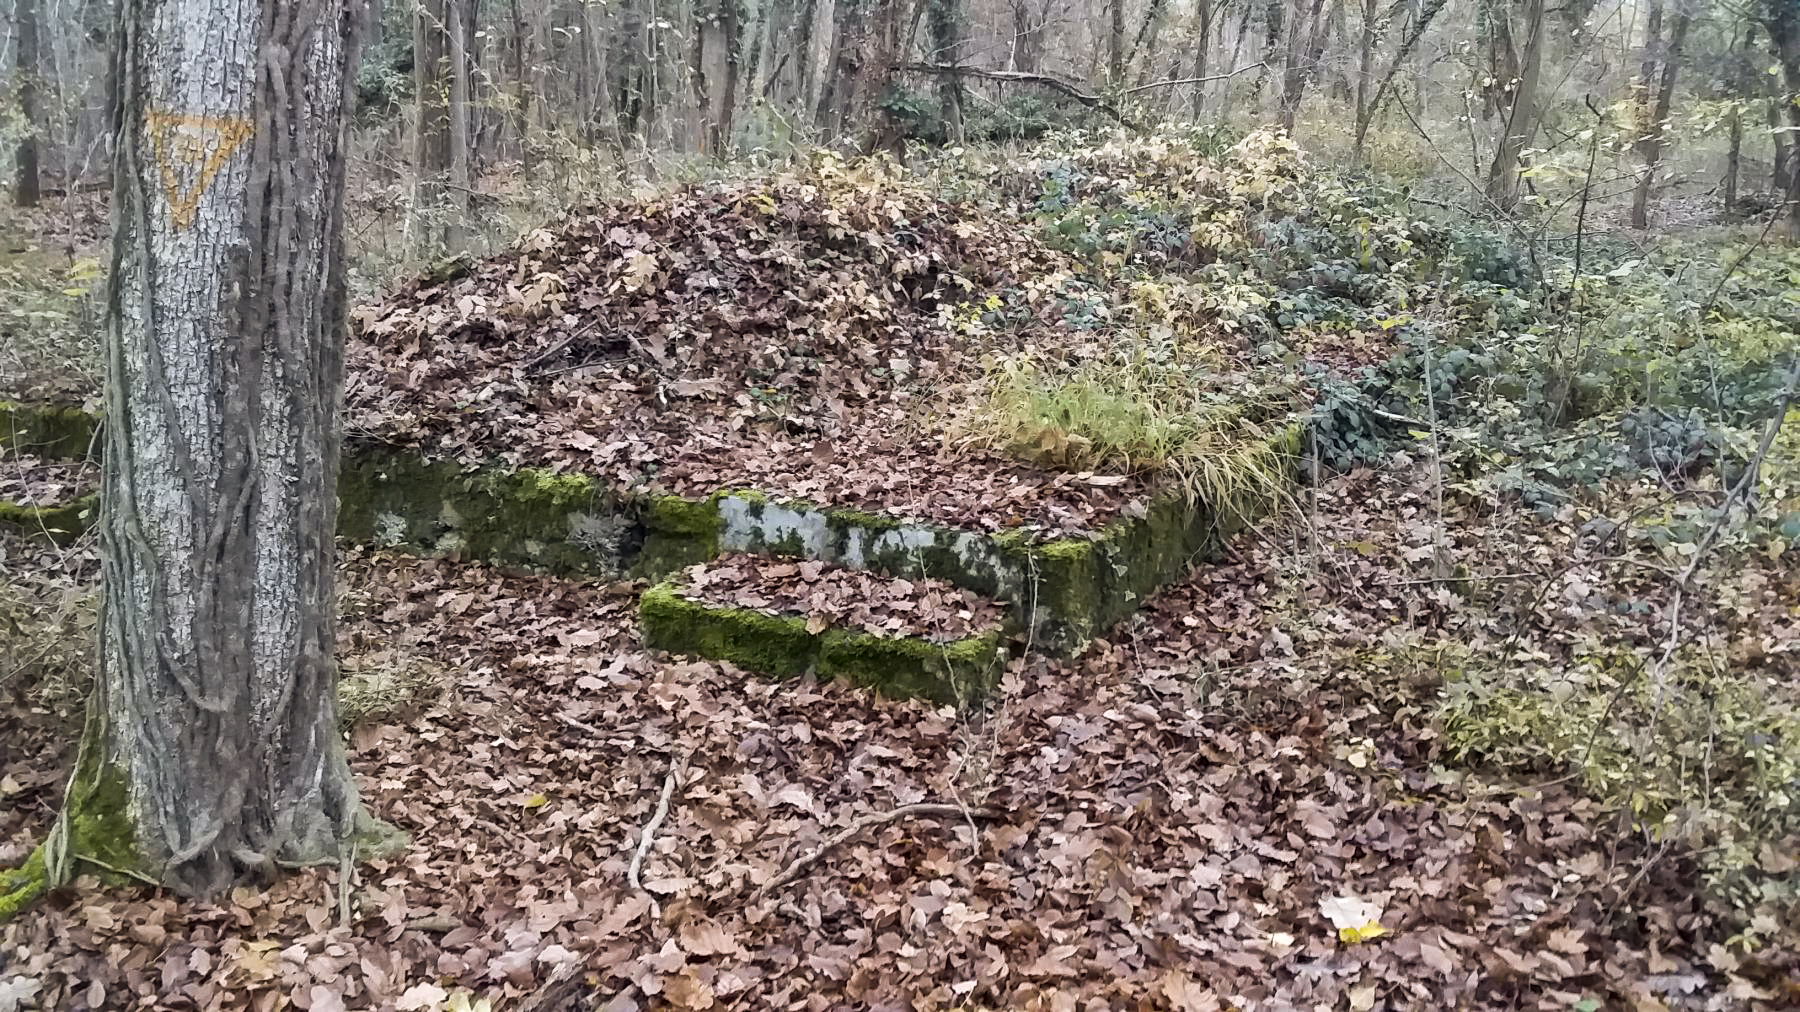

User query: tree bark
[1484,0,1544,209]
[82,0,389,897]
[1107,0,1125,87]
[1185,0,1213,119]
[1765,0,1800,240]
[1277,0,1332,132]
[816,0,903,149]
[1629,6,1690,230]
[926,0,966,142]
[13,0,42,206]
[414,0,469,251]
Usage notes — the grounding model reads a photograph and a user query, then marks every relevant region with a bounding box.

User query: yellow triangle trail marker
[145,110,254,230]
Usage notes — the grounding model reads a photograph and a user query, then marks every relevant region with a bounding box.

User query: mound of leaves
[673,553,1005,642]
[346,157,1080,466]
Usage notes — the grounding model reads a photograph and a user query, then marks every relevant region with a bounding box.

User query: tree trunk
[66,0,388,898]
[1127,0,1169,89]
[818,0,904,147]
[1255,0,1283,114]
[13,0,42,206]
[1107,0,1125,87]
[693,0,744,155]
[1766,0,1800,241]
[1484,0,1544,209]
[926,0,967,142]
[1277,0,1331,133]
[414,0,469,251]
[449,0,474,221]
[1724,100,1741,218]
[1351,0,1376,150]
[1186,0,1212,119]
[1630,7,1690,230]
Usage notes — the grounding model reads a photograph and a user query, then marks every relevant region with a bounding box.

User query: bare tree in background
[1628,0,1691,229]
[1483,0,1544,209]
[414,0,472,250]
[12,0,41,205]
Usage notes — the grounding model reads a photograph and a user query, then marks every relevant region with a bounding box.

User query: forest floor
[3,462,1794,1011]
[3,131,1799,1010]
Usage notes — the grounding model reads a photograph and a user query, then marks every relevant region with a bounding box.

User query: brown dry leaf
[663,970,716,1010]
[678,919,742,957]
[1158,969,1220,1012]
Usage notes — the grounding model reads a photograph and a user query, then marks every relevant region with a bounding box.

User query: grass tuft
[336,650,450,728]
[951,349,1298,515]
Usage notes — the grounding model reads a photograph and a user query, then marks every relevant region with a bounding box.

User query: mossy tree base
[639,583,1003,706]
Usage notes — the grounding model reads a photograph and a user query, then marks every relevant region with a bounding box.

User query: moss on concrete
[337,444,637,576]
[0,401,100,459]
[634,493,724,578]
[820,629,1000,706]
[639,582,1002,704]
[0,492,99,546]
[639,582,818,679]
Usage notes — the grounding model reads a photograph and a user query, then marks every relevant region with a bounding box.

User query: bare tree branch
[1119,61,1265,95]
[900,63,1136,125]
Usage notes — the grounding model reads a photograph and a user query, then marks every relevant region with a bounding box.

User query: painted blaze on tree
[44,0,398,897]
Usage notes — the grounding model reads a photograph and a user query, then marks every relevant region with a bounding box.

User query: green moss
[638,583,1002,704]
[825,507,904,537]
[0,401,100,459]
[819,630,1000,705]
[63,752,141,878]
[338,445,634,576]
[0,492,99,546]
[647,494,724,538]
[634,494,724,578]
[639,583,819,678]
[0,848,47,921]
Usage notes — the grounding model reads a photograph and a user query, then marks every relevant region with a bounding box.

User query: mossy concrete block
[0,492,99,546]
[336,443,639,576]
[639,582,821,680]
[0,401,101,459]
[716,491,1024,599]
[819,628,1001,706]
[638,582,1003,704]
[633,493,726,578]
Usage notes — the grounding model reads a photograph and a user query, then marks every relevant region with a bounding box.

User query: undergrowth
[952,349,1298,514]
[1444,646,1800,925]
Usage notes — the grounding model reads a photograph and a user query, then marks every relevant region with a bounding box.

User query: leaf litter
[672,554,1005,641]
[5,453,1798,1009]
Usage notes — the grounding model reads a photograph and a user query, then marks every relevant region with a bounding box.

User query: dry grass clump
[951,349,1299,518]
[336,649,451,728]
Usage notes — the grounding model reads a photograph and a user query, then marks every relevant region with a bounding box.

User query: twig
[522,317,601,372]
[755,803,1001,900]
[555,712,604,737]
[1119,62,1265,95]
[899,64,1135,126]
[1366,405,1428,428]
[628,756,685,899]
